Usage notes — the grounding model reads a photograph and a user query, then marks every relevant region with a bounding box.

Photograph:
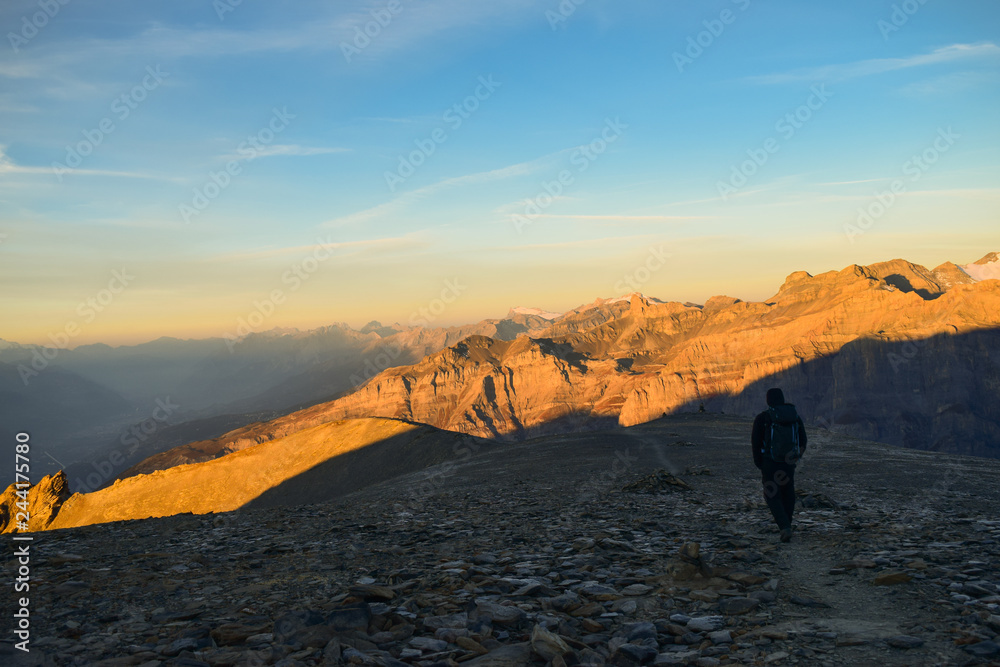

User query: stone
[963,641,1000,658]
[328,605,372,632]
[688,590,718,602]
[679,542,700,561]
[654,651,700,666]
[423,613,468,630]
[409,636,448,652]
[273,610,325,641]
[474,600,527,626]
[578,582,621,600]
[349,584,396,601]
[886,635,924,649]
[727,572,767,585]
[211,620,273,646]
[464,643,533,666]
[529,624,570,660]
[718,598,759,615]
[622,471,693,493]
[873,570,912,586]
[456,637,489,654]
[686,616,724,633]
[789,595,828,608]
[626,622,657,642]
[984,614,1000,633]
[613,642,658,664]
[708,630,732,645]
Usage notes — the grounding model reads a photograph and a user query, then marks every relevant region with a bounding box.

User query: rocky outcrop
[0,471,71,533]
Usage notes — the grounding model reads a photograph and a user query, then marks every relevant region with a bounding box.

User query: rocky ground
[3,414,1000,666]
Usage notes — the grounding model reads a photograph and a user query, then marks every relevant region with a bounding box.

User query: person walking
[751,388,807,542]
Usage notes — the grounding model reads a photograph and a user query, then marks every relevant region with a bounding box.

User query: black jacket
[752,406,807,469]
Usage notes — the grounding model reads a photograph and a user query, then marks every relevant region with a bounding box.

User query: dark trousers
[760,459,796,530]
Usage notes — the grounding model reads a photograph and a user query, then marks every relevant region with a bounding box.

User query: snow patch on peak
[509,306,562,320]
[961,252,1000,282]
[606,292,664,305]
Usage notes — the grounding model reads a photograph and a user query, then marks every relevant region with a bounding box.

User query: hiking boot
[780,528,792,543]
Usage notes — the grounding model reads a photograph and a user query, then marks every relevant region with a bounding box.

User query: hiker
[751,388,807,542]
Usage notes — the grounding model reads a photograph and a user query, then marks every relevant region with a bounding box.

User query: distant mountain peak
[507,306,562,320]
[971,251,999,265]
[598,293,665,307]
[961,251,1000,282]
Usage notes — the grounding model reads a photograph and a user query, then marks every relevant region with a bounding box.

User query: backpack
[765,404,801,463]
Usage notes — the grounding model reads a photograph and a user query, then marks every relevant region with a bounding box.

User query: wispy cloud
[534,214,710,222]
[497,235,664,251]
[0,1,542,83]
[745,43,1000,85]
[815,178,890,187]
[323,149,570,228]
[219,144,350,161]
[898,70,1000,97]
[0,145,171,181]
[209,235,420,263]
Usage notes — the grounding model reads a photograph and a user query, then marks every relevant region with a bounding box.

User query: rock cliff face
[315,260,1000,453]
[0,471,71,533]
[125,255,1000,469]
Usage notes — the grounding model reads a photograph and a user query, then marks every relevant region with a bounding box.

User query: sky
[1,0,999,346]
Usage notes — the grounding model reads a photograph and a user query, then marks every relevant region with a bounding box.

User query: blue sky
[1,0,998,345]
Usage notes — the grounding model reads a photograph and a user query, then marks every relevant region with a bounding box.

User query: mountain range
[119,253,1000,482]
[2,252,997,501]
[0,311,554,487]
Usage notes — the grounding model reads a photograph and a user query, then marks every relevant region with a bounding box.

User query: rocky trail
[2,414,1000,666]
